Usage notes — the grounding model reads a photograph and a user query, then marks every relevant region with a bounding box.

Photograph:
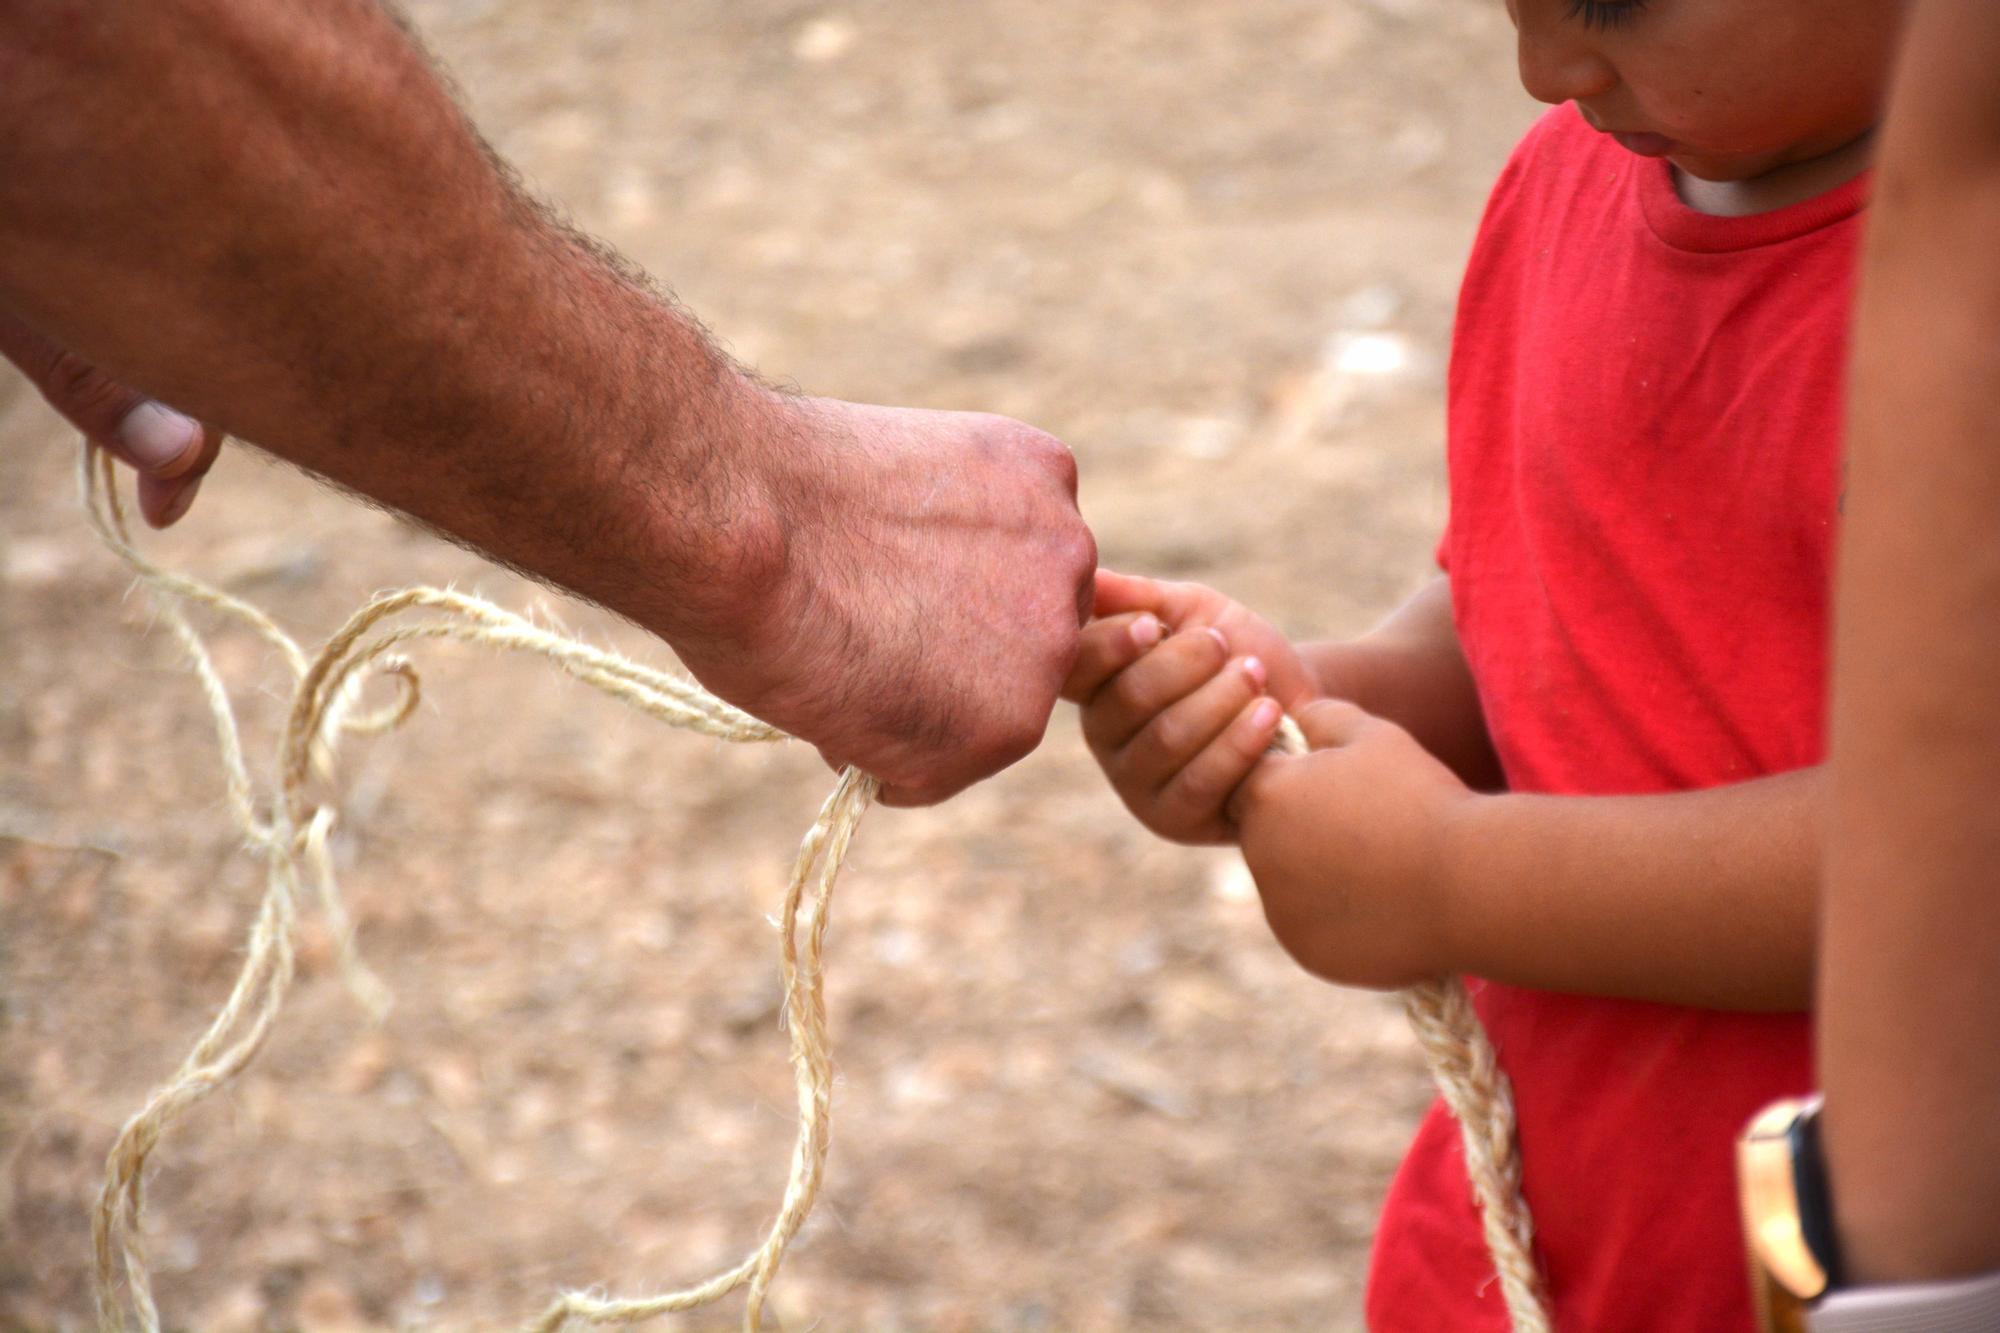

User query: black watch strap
[1791,1102,1847,1293]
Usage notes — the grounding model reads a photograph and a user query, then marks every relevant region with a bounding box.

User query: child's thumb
[1294,698,1374,751]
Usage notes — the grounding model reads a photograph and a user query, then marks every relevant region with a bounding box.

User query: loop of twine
[1271,716,1550,1330]
[81,440,873,1332]
[79,434,1546,1332]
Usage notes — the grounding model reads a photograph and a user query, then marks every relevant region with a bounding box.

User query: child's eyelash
[1564,0,1650,31]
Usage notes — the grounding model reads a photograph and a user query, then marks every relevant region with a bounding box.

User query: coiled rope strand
[80,437,1546,1331]
[1271,716,1549,1330]
[81,440,871,1332]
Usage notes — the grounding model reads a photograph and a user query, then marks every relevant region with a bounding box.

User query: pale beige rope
[79,440,874,1333]
[1273,715,1551,1331]
[79,432,1547,1333]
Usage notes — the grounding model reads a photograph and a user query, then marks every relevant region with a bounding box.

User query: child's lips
[1611,130,1677,158]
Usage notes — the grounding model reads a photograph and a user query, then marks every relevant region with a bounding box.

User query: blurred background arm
[1821,0,2000,1284]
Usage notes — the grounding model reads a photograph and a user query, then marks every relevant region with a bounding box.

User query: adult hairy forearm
[0,0,1095,804]
[1821,0,2000,1283]
[1441,767,1820,1010]
[1303,576,1504,790]
[0,0,783,649]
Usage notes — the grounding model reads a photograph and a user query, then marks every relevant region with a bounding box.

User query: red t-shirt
[1365,106,1864,1330]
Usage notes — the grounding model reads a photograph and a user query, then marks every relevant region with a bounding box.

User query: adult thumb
[0,310,221,526]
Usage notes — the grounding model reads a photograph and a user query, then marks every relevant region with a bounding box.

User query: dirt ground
[1,3,1539,1328]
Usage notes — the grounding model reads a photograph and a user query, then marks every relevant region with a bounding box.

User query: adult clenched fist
[674,396,1094,806]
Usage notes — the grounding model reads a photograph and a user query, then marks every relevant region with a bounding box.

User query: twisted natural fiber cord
[80,440,872,1333]
[1273,716,1551,1331]
[79,434,1545,1332]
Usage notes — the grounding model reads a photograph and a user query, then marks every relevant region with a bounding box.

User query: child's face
[1504,0,1905,182]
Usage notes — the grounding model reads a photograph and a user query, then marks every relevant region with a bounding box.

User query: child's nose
[1515,27,1619,106]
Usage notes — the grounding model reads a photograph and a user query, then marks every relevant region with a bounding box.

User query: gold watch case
[1738,1094,1831,1333]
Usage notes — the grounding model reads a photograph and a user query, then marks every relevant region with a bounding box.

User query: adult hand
[0,308,221,528]
[1228,698,1476,990]
[0,2,1089,806]
[674,396,1095,807]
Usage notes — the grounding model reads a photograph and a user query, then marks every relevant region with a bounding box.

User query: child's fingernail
[1252,698,1281,728]
[1242,656,1267,689]
[117,400,201,470]
[1205,627,1228,653]
[1132,614,1162,650]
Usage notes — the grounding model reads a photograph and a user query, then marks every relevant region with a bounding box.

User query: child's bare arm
[1301,576,1503,791]
[1436,769,1818,1009]
[1230,706,1819,1009]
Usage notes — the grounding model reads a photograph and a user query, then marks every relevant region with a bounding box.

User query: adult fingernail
[1252,698,1281,728]
[117,400,201,470]
[1132,615,1163,650]
[1243,656,1267,690]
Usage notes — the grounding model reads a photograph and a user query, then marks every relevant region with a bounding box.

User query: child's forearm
[1439,766,1821,1010]
[1302,577,1504,790]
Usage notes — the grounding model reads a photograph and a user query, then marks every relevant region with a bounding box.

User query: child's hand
[1227,698,1478,990]
[1086,569,1321,712]
[1064,571,1314,845]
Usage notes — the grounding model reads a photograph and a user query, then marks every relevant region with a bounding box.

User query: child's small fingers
[1122,653,1267,788]
[1090,568,1169,617]
[1156,695,1286,834]
[1062,612,1164,702]
[1082,626,1231,752]
[1092,568,1208,627]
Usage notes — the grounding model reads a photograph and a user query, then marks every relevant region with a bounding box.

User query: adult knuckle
[1054,448,1080,498]
[975,703,1045,771]
[40,349,115,410]
[1011,421,1065,460]
[1062,521,1096,579]
[996,719,1041,769]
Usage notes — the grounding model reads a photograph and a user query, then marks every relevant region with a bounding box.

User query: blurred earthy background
[1,2,1537,1328]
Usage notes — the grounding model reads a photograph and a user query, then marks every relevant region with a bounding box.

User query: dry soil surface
[1,2,1538,1328]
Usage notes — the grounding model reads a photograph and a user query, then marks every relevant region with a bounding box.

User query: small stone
[335,1034,393,1096]
[295,1275,366,1331]
[791,15,857,63]
[2,536,74,588]
[198,1282,266,1333]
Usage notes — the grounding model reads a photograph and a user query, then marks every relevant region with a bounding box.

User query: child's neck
[1674,131,1876,218]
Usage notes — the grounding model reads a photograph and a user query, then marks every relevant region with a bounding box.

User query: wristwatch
[1738,1094,1846,1333]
